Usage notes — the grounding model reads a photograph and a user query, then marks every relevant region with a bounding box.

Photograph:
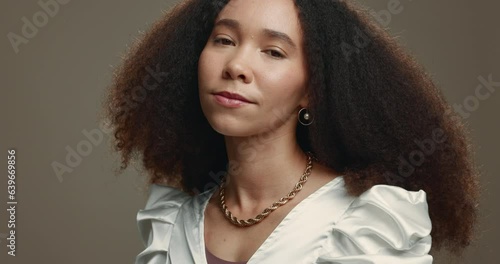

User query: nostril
[223,62,253,83]
[222,69,232,79]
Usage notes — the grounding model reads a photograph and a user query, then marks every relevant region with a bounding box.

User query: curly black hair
[104,0,479,255]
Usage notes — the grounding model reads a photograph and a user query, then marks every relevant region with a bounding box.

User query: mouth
[211,91,255,108]
[212,91,254,103]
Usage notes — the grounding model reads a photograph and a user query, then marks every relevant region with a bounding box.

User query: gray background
[1,0,498,263]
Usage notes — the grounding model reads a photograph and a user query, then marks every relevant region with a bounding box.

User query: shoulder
[140,184,191,214]
[137,184,192,233]
[135,184,192,264]
[316,184,433,263]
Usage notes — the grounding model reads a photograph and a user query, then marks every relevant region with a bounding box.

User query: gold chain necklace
[218,152,314,227]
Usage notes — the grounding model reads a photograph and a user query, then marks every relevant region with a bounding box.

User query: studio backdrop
[1,0,498,263]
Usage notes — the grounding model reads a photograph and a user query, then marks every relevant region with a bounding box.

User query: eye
[264,49,286,59]
[213,37,235,46]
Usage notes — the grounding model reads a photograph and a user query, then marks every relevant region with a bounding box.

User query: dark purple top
[205,247,248,264]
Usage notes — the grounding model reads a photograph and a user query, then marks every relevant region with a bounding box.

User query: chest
[203,199,296,262]
[166,177,348,263]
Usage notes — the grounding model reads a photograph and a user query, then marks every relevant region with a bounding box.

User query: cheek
[263,68,307,102]
[284,66,308,103]
[198,50,209,84]
[198,50,215,118]
[262,60,307,88]
[260,69,307,123]
[198,49,218,85]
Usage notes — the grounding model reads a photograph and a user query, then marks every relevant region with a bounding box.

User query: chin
[204,116,254,137]
[209,121,249,137]
[201,106,254,138]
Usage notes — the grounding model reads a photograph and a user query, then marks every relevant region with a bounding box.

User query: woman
[105,0,479,263]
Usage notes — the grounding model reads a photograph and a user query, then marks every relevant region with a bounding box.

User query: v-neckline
[197,176,344,264]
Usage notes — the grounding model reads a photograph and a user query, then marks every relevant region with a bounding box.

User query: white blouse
[135,176,433,264]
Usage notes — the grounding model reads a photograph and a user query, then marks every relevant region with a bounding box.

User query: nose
[222,48,254,84]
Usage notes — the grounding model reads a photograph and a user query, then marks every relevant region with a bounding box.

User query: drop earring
[298,107,314,126]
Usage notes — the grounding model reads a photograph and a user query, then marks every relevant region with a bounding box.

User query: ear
[299,94,309,109]
[299,82,310,108]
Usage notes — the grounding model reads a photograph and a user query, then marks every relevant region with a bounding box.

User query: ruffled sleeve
[135,184,191,264]
[315,185,433,264]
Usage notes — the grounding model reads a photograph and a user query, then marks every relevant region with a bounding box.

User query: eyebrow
[214,18,297,49]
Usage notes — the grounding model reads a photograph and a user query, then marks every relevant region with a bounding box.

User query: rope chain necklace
[218,152,315,227]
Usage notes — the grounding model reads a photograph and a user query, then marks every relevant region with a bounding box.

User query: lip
[212,91,255,108]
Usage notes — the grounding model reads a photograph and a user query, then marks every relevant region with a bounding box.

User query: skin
[198,0,340,261]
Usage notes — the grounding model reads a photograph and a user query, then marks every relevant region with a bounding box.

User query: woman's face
[198,0,309,137]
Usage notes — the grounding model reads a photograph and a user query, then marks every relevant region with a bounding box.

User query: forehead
[216,0,303,42]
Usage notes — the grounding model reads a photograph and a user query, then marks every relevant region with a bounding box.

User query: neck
[221,129,310,214]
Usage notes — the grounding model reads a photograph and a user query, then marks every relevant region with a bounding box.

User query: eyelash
[213,37,286,59]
